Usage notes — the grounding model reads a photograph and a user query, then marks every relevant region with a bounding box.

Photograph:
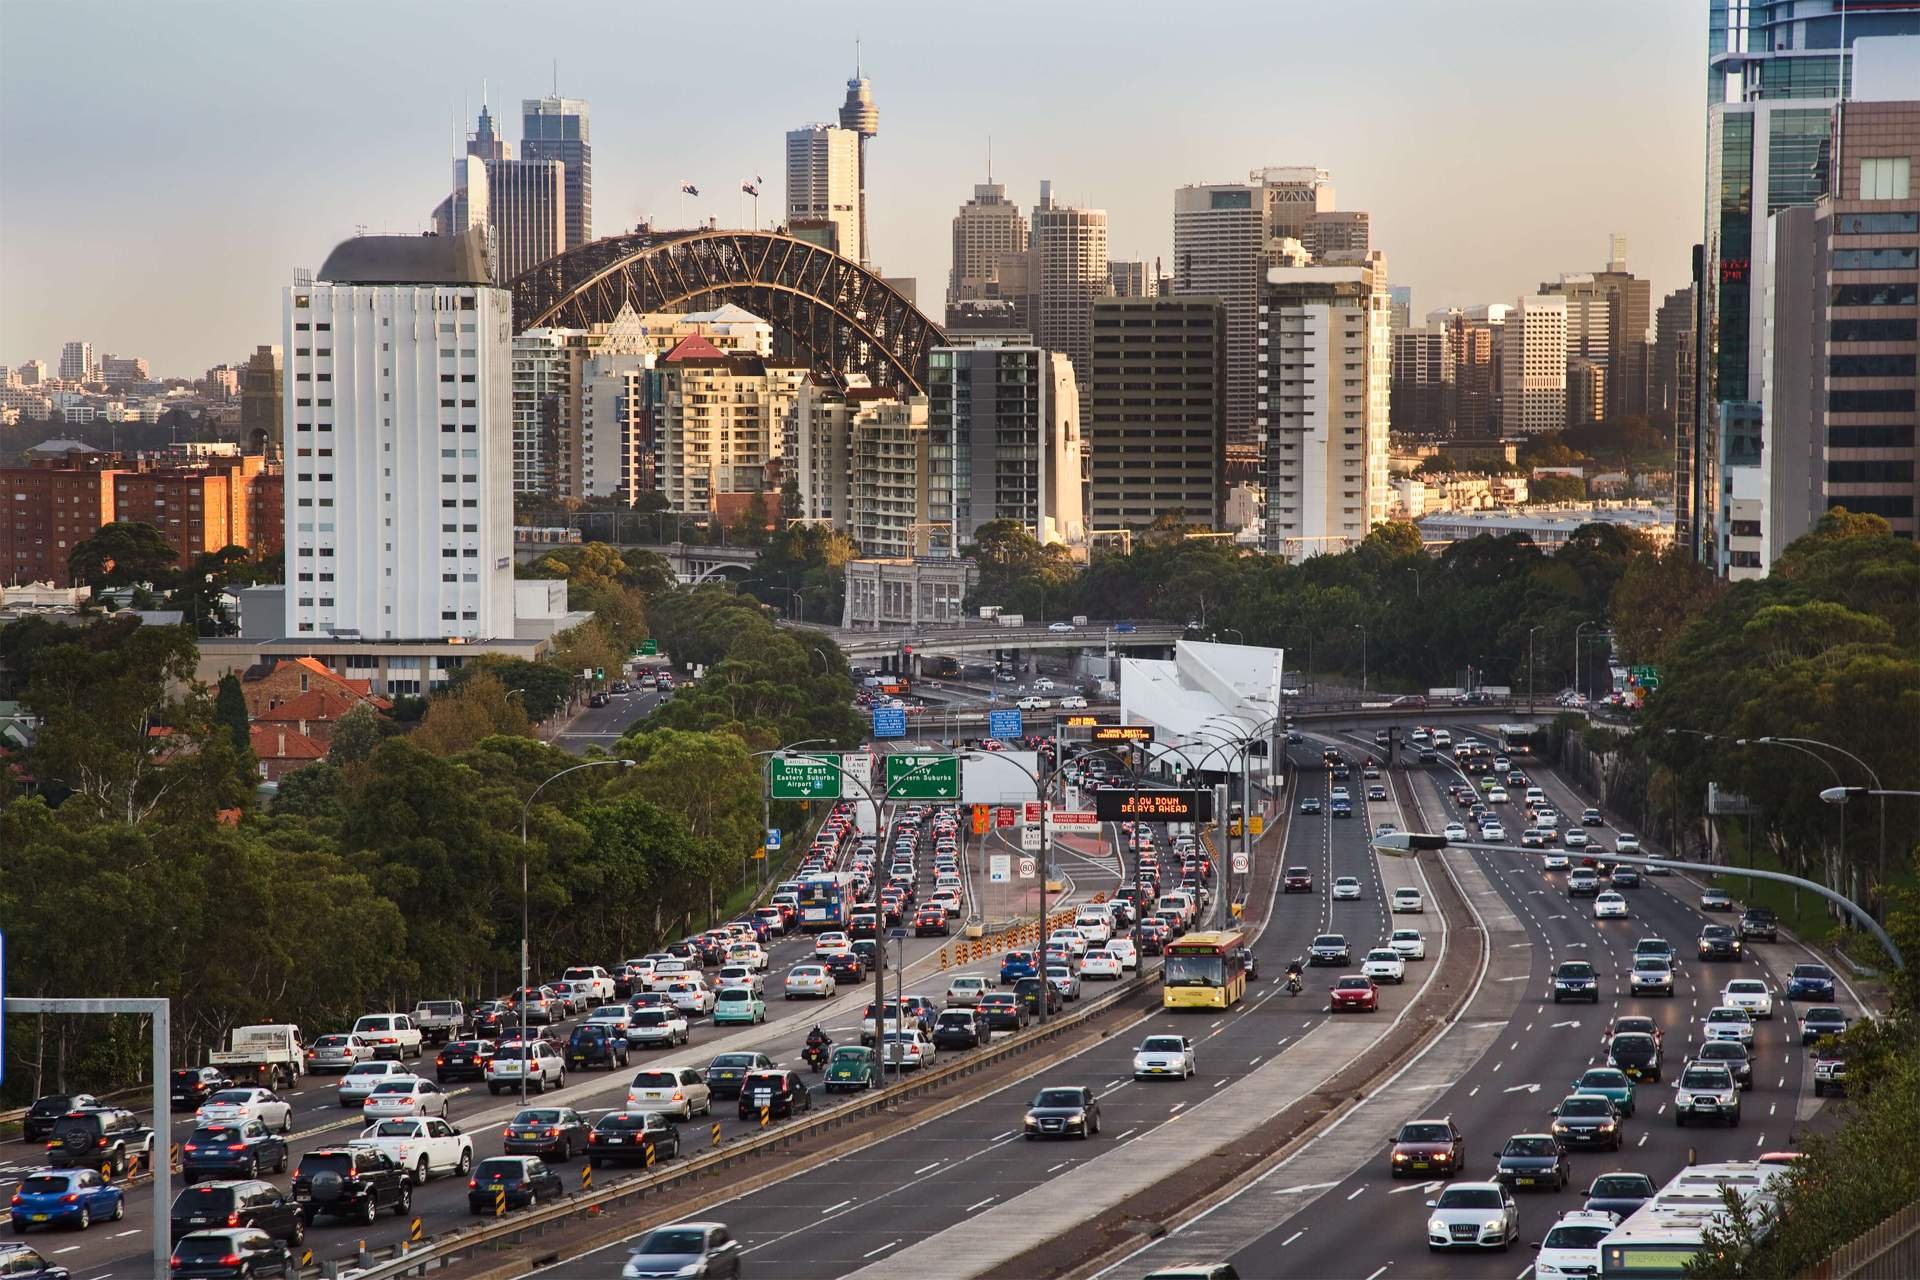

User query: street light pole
[1573,621,1595,703]
[1527,626,1541,714]
[1763,736,1890,902]
[1354,624,1367,695]
[1739,738,1847,913]
[519,757,635,1101]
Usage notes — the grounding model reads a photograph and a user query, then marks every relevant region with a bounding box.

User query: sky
[0,0,1707,377]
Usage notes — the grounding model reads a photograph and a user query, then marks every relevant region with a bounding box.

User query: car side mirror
[1424,1199,1438,1208]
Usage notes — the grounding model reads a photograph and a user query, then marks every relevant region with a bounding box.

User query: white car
[1593,891,1629,919]
[307,1033,375,1073]
[1536,1209,1619,1279]
[1073,911,1114,944]
[784,965,837,1000]
[1616,833,1642,853]
[337,1060,411,1106]
[1543,851,1571,870]
[1487,788,1510,804]
[1103,937,1139,971]
[1481,822,1507,842]
[1059,695,1089,709]
[626,1066,712,1119]
[1132,1034,1196,1080]
[351,1013,424,1061]
[1048,622,1075,632]
[1080,951,1123,981]
[196,1088,293,1132]
[1564,830,1590,850]
[1018,696,1051,711]
[351,1117,473,1185]
[644,960,695,991]
[1391,887,1424,914]
[717,964,766,995]
[1363,948,1407,984]
[1703,1006,1756,1046]
[485,1039,567,1094]
[561,965,615,1003]
[944,975,989,1006]
[1721,979,1775,1020]
[664,981,715,1015]
[586,1007,633,1038]
[1443,822,1469,841]
[1049,928,1090,958]
[1426,1181,1520,1251]
[1332,876,1363,901]
[362,1076,450,1119]
[726,944,769,973]
[812,933,853,959]
[628,1007,692,1048]
[881,1029,935,1069]
[1389,929,1426,960]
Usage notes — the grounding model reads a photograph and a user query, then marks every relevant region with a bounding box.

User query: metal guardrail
[330,967,1157,1279]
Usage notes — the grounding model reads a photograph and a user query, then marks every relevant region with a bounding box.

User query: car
[1593,891,1628,919]
[1611,866,1641,888]
[1552,961,1600,1003]
[19,1095,101,1145]
[1552,1093,1625,1150]
[1700,886,1734,912]
[1581,807,1603,826]
[1283,866,1314,893]
[588,1112,680,1167]
[466,1155,563,1215]
[1425,1182,1520,1251]
[704,1052,776,1100]
[1563,829,1590,850]
[1570,1067,1637,1116]
[1389,928,1426,960]
[1443,822,1468,840]
[619,1067,709,1120]
[171,1070,235,1113]
[1487,787,1510,805]
[1541,850,1571,872]
[825,1045,879,1092]
[1628,957,1675,996]
[1390,1118,1466,1179]
[1813,1043,1849,1097]
[1698,924,1742,960]
[1607,1031,1663,1083]
[362,1076,450,1119]
[1694,1039,1755,1090]
[1800,1005,1849,1046]
[1536,1209,1621,1280]
[1704,1006,1756,1045]
[0,1244,72,1280]
[783,964,837,1000]
[663,982,715,1016]
[1133,1035,1197,1080]
[620,1222,745,1280]
[976,992,1031,1031]
[1105,937,1140,972]
[1079,951,1123,981]
[738,1069,814,1119]
[913,904,952,936]
[291,1147,412,1224]
[167,1226,298,1278]
[1298,797,1322,815]
[195,1087,293,1132]
[502,1107,590,1161]
[1059,694,1090,709]
[44,1109,152,1177]
[1390,886,1424,914]
[350,1013,423,1061]
[170,1179,305,1250]
[999,950,1040,984]
[181,1120,290,1183]
[8,1168,123,1234]
[1521,828,1546,849]
[486,1039,567,1094]
[348,1116,473,1186]
[1786,963,1837,1002]
[1332,876,1362,900]
[1045,964,1082,1002]
[1330,975,1380,1011]
[1583,1170,1657,1218]
[1331,800,1353,819]
[307,1034,374,1074]
[822,952,866,985]
[1015,976,1064,1016]
[337,1060,411,1106]
[1309,934,1351,966]
[565,1024,632,1073]
[1722,978,1775,1020]
[1674,1063,1741,1126]
[627,1008,693,1050]
[931,1008,991,1050]
[1480,821,1506,841]
[1024,1085,1100,1139]
[1017,696,1051,711]
[1494,1133,1571,1191]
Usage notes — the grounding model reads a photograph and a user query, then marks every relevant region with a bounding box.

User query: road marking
[1551,1020,1583,1029]
[1169,1102,1186,1113]
[1115,1127,1137,1141]
[913,1162,942,1175]
[1469,1086,1480,1097]
[864,1240,902,1258]
[1638,1133,1648,1147]
[1492,1060,1503,1072]
[1517,1266,1536,1280]
[1363,1266,1391,1280]
[967,1195,998,1211]
[1657,1103,1666,1115]
[114,1229,141,1238]
[1510,1041,1519,1051]
[1756,1133,1767,1148]
[1346,1185,1366,1200]
[1273,1181,1340,1195]
[821,1199,853,1215]
[1046,1161,1069,1173]
[52,1248,81,1256]
[1281,1230,1306,1246]
[1503,1083,1541,1094]
[990,1131,1014,1141]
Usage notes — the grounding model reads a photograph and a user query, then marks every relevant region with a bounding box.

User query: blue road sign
[765,828,782,851]
[988,709,1024,740]
[871,706,908,738]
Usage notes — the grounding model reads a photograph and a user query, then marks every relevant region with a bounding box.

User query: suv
[738,1069,814,1120]
[1552,961,1600,1004]
[291,1147,412,1224]
[1309,934,1351,966]
[1674,1064,1741,1126]
[1738,908,1778,942]
[1698,925,1741,961]
[171,1179,306,1247]
[565,1024,630,1072]
[1284,866,1314,892]
[1567,869,1601,898]
[181,1120,288,1182]
[931,1008,991,1050]
[351,1014,423,1061]
[46,1109,153,1177]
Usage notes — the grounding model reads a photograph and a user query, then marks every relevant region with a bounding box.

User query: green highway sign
[639,638,658,656]
[770,753,843,800]
[885,752,960,799]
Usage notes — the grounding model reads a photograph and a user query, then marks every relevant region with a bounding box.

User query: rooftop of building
[316,228,491,286]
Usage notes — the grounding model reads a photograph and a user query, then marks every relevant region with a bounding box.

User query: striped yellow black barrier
[939,948,949,969]
[711,1123,723,1147]
[300,1250,314,1268]
[409,1216,424,1243]
[645,1142,657,1168]
[759,1105,771,1129]
[494,1187,507,1217]
[581,1165,593,1191]
[169,1143,180,1173]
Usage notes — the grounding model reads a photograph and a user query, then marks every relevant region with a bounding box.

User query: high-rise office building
[1388,286,1413,332]
[1500,295,1569,436]
[1391,324,1455,436]
[927,343,1085,548]
[1651,286,1696,420]
[432,107,566,285]
[1030,181,1108,386]
[282,229,515,641]
[15,360,47,386]
[947,181,1029,315]
[1689,1,1919,570]
[520,96,591,251]
[1542,244,1651,423]
[837,66,879,267]
[99,355,149,385]
[240,344,283,448]
[1568,356,1607,428]
[1259,246,1392,560]
[1107,260,1152,298]
[786,124,862,260]
[1087,296,1226,529]
[59,341,93,382]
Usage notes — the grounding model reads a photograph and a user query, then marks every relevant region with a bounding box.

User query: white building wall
[786,125,861,259]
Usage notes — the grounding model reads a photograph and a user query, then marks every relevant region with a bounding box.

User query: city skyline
[0,0,1705,374]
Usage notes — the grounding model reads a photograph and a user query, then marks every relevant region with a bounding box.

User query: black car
[45,1109,151,1177]
[168,1227,295,1278]
[1309,935,1351,966]
[467,1155,563,1215]
[1801,1005,1849,1046]
[1739,908,1778,942]
[823,952,866,984]
[566,1025,630,1072]
[1607,1032,1663,1083]
[181,1121,289,1182]
[587,1112,681,1167]
[1013,977,1062,1016]
[738,1070,814,1121]
[20,1095,99,1144]
[170,1068,233,1112]
[1698,925,1741,961]
[1585,1171,1657,1218]
[1552,961,1600,1003]
[468,1005,512,1040]
[170,1180,305,1248]
[976,994,1030,1031]
[625,1223,744,1280]
[1024,1085,1100,1139]
[0,1244,71,1279]
[434,1039,494,1083]
[290,1148,411,1224]
[705,1052,775,1100]
[931,1008,991,1050]
[1695,1040,1755,1090]
[502,1107,590,1161]
[1493,1134,1570,1191]
[1550,1095,1624,1150]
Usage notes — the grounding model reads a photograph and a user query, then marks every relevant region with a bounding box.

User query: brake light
[220,1255,242,1266]
[7,1194,17,1206]
[227,1211,241,1226]
[227,1143,247,1150]
[183,1142,199,1152]
[468,1177,478,1188]
[96,1137,107,1148]
[588,1133,601,1143]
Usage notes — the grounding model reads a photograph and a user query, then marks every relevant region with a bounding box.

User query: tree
[67,521,180,590]
[1610,548,1720,664]
[411,671,533,756]
[1417,455,1461,475]
[328,703,383,765]
[447,657,575,722]
[1526,474,1588,505]
[213,674,250,754]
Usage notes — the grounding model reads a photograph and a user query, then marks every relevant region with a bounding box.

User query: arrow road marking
[1552,1020,1583,1029]
[1503,1083,1542,1094]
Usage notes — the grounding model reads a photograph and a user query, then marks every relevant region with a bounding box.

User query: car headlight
[1677,1093,1694,1106]
[1024,1117,1038,1128]
[1428,1217,1446,1234]
[1069,1111,1086,1124]
[1393,1151,1409,1162]
[1599,1121,1615,1131]
[674,1264,707,1279]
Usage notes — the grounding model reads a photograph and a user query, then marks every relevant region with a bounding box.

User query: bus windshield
[1164,954,1225,987]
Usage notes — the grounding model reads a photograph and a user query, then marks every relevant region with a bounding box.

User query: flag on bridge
[741,180,760,196]
[680,182,700,196]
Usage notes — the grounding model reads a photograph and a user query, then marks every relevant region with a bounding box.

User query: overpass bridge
[515,538,762,584]
[785,620,1187,667]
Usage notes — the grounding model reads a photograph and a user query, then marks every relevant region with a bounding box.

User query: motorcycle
[803,1036,832,1073]
[1285,964,1304,997]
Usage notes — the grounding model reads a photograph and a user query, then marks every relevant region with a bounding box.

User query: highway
[553,738,1432,1278]
[1114,727,1869,1280]
[18,779,1122,1280]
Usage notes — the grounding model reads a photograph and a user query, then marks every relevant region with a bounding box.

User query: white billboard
[960,750,1041,805]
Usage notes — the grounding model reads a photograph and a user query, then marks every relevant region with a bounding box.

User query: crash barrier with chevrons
[939,905,1091,968]
[322,963,1157,1280]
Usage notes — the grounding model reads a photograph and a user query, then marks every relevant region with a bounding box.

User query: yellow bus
[1162,929,1249,1010]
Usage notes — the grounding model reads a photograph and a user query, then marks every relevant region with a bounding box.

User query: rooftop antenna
[855,34,862,78]
[987,135,993,185]
[552,58,558,96]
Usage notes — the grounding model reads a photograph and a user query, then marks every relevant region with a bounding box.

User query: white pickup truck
[208,1024,306,1089]
[411,1001,466,1046]
[349,1117,474,1185]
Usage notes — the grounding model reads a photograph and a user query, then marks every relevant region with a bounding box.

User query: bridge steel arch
[510,229,947,393]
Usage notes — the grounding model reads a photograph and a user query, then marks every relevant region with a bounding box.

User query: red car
[1330,975,1380,1012]
[913,904,951,937]
[1284,866,1314,893]
[1389,1118,1466,1177]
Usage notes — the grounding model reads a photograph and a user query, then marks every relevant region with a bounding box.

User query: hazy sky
[0,0,1706,376]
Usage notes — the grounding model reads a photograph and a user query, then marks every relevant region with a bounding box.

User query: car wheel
[397,1184,412,1215]
[414,1156,430,1185]
[76,1207,91,1230]
[360,1196,378,1226]
[247,1156,259,1179]
[526,1191,538,1209]
[290,1216,304,1246]
[111,1198,124,1222]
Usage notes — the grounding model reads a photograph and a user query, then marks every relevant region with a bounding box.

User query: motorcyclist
[804,1023,832,1070]
[1284,959,1305,996]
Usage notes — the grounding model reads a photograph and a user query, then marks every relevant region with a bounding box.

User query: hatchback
[8,1169,123,1233]
[168,1227,295,1278]
[587,1113,680,1167]
[466,1156,563,1215]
